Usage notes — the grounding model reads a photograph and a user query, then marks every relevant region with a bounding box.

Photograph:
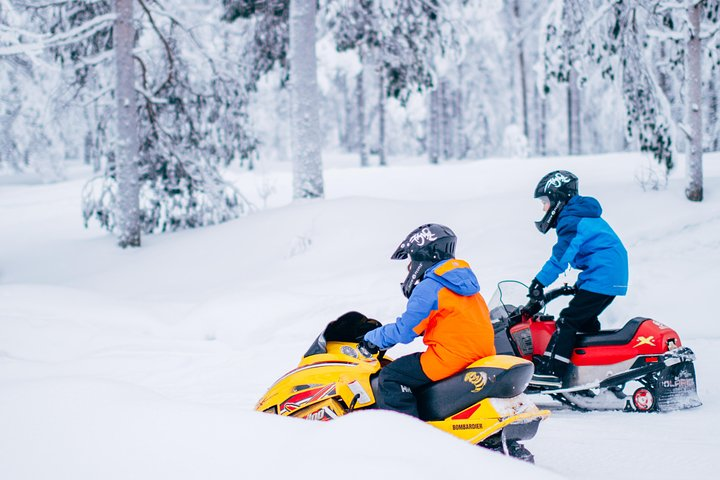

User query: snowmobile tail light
[645,357,658,363]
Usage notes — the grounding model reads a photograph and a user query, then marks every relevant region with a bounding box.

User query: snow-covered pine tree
[9,0,258,244]
[541,0,674,169]
[632,0,718,201]
[221,0,290,89]
[289,0,324,199]
[0,1,68,177]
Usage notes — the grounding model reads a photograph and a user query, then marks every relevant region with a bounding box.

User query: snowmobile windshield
[488,280,530,322]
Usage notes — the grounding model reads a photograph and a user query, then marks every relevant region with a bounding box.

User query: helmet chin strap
[401,260,433,298]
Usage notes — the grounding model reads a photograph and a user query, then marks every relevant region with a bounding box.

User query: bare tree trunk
[536,83,547,156]
[428,88,441,164]
[344,77,355,151]
[335,73,354,151]
[356,47,369,167]
[441,79,454,159]
[708,67,718,152]
[567,67,581,155]
[114,0,140,248]
[456,65,467,159]
[513,0,529,143]
[685,1,703,201]
[289,0,324,198]
[377,66,386,166]
[84,131,93,165]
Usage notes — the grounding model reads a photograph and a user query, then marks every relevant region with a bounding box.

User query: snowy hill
[1,152,718,479]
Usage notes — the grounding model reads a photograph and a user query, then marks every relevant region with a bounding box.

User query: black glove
[358,339,380,357]
[527,278,545,303]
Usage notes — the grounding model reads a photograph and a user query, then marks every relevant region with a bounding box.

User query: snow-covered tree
[288,0,324,198]
[541,0,718,200]
[223,0,324,196]
[328,0,458,165]
[113,0,141,247]
[3,0,258,245]
[684,0,704,201]
[221,0,290,88]
[0,1,69,177]
[541,0,673,166]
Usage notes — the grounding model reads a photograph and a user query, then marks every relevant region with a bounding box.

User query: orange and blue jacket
[364,258,496,381]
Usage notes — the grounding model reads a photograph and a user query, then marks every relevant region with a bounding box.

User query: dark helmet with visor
[391,223,457,298]
[534,170,578,234]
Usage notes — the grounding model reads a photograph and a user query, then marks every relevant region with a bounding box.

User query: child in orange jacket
[361,224,495,417]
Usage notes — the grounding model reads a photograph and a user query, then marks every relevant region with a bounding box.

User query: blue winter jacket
[536,196,628,296]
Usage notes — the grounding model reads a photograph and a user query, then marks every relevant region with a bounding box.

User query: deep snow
[1,152,718,479]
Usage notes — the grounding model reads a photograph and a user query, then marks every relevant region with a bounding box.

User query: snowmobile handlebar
[516,284,576,321]
[543,284,576,303]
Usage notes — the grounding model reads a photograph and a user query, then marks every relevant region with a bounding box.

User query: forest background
[1,0,718,247]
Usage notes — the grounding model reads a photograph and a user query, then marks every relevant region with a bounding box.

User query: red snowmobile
[489,281,701,412]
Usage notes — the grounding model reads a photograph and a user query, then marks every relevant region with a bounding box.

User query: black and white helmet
[533,170,578,234]
[392,224,456,298]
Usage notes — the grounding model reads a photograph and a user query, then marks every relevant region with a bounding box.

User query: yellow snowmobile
[256,312,550,462]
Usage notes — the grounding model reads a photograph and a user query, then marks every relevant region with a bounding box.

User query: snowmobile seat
[414,362,533,422]
[576,317,649,347]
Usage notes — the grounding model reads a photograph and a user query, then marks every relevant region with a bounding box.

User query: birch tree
[357,47,370,167]
[377,66,387,166]
[289,0,324,199]
[113,0,141,247]
[509,0,530,141]
[684,0,703,201]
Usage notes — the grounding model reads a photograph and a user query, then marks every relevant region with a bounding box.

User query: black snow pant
[543,289,615,378]
[376,352,433,418]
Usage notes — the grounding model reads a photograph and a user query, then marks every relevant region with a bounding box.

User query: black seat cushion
[576,317,648,347]
[415,363,533,421]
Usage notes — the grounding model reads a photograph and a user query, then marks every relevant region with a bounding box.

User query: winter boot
[530,358,563,388]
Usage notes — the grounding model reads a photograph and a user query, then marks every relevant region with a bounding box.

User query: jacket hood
[425,259,480,296]
[561,195,602,219]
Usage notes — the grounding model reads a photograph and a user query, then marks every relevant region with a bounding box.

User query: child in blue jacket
[527,170,628,387]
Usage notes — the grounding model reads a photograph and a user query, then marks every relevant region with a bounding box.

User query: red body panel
[519,318,682,366]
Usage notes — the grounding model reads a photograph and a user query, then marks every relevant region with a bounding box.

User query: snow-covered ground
[1,152,718,480]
